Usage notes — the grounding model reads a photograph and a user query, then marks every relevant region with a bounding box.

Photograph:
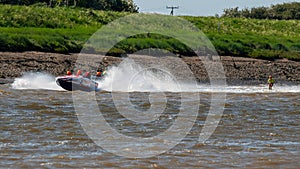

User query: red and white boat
[55,75,99,92]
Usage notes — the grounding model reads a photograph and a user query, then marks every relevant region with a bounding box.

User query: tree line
[222,2,300,20]
[0,0,138,12]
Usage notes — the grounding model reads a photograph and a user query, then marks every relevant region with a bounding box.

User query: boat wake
[97,59,300,93]
[196,84,300,93]
[11,72,63,91]
[11,60,300,93]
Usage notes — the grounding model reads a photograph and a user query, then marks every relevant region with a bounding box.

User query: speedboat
[55,75,99,92]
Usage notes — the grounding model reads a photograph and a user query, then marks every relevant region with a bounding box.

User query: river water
[1,70,300,168]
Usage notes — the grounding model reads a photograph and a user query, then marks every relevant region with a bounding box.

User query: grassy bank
[0,4,299,60]
[186,16,300,60]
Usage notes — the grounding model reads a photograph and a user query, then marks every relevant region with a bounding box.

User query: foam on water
[10,60,300,93]
[11,72,63,91]
[98,59,300,93]
[98,59,184,92]
[196,84,300,93]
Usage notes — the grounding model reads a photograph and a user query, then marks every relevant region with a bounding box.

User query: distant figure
[268,75,275,90]
[66,70,72,76]
[84,72,91,79]
[76,70,82,76]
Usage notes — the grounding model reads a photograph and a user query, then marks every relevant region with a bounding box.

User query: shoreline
[0,51,299,85]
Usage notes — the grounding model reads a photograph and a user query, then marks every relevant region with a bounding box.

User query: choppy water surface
[1,79,300,168]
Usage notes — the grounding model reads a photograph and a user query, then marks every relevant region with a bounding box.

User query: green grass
[0,4,299,61]
[0,4,127,28]
[176,16,300,60]
[0,27,97,53]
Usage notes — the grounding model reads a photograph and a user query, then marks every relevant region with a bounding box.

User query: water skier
[268,75,275,90]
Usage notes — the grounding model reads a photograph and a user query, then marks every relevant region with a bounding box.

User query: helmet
[76,70,82,76]
[96,72,101,76]
[66,71,72,75]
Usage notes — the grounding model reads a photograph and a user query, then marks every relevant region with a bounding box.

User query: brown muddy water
[1,81,300,168]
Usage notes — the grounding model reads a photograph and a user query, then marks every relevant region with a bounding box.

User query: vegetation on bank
[184,16,300,60]
[0,4,299,61]
[222,2,300,20]
[0,4,126,53]
[0,0,138,12]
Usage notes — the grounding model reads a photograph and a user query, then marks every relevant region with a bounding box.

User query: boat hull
[56,76,99,92]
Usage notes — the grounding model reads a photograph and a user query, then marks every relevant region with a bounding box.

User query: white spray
[10,61,300,93]
[97,59,186,92]
[11,72,63,90]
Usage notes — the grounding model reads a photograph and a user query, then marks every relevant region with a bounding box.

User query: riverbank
[0,52,299,85]
[1,5,300,61]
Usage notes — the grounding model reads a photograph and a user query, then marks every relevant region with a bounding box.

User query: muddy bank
[0,52,299,85]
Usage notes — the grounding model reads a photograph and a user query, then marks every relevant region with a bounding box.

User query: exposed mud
[0,52,299,85]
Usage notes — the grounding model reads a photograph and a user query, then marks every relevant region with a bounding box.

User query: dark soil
[0,52,299,85]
